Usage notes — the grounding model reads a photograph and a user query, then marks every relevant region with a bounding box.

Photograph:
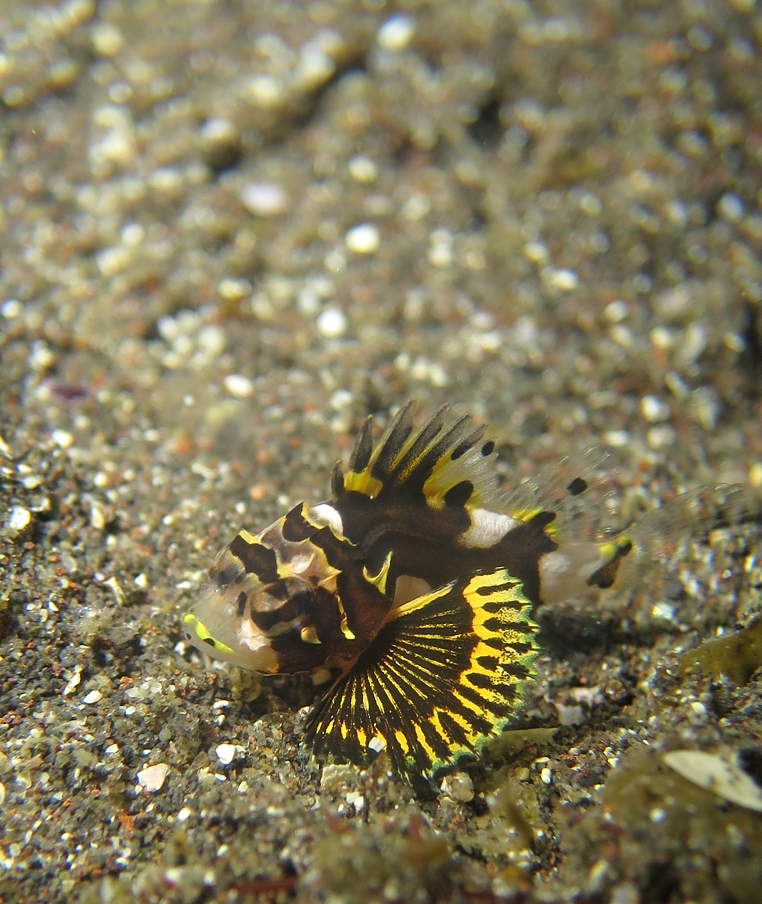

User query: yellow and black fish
[182,402,760,777]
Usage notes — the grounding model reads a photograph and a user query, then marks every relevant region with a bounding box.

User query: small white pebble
[176,807,194,822]
[523,241,549,264]
[640,395,670,423]
[62,670,81,696]
[29,342,56,372]
[541,767,553,785]
[90,502,107,530]
[650,807,666,823]
[368,735,386,754]
[556,703,585,726]
[345,223,380,254]
[348,155,378,183]
[248,75,283,108]
[690,701,708,718]
[603,430,630,449]
[8,506,31,531]
[148,167,182,193]
[317,307,348,338]
[330,389,353,412]
[92,23,125,56]
[83,690,102,705]
[137,763,170,793]
[296,43,335,90]
[665,200,689,228]
[604,299,629,323]
[240,181,289,216]
[579,192,603,216]
[121,223,144,247]
[51,429,74,449]
[215,743,243,766]
[201,117,238,145]
[1,299,21,319]
[440,772,474,802]
[96,246,130,277]
[218,278,251,301]
[400,193,431,221]
[652,602,676,622]
[376,14,416,52]
[650,326,674,350]
[647,425,676,449]
[223,374,254,399]
[717,192,744,223]
[297,287,320,316]
[324,249,347,272]
[724,332,745,353]
[428,229,453,268]
[548,268,579,291]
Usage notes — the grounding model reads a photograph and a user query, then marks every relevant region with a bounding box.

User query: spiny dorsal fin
[347,416,374,473]
[333,402,503,512]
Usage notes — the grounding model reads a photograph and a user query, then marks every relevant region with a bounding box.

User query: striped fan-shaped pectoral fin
[305,568,540,777]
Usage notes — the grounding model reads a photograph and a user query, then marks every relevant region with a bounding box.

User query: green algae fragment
[678,615,762,686]
[485,726,559,760]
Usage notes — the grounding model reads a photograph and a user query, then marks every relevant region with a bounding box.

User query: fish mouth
[183,583,279,674]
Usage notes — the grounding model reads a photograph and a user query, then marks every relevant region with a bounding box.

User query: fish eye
[249,576,314,635]
[255,576,309,610]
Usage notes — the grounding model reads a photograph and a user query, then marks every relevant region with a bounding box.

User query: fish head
[182,509,343,674]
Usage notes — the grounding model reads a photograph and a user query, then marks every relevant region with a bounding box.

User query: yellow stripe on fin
[362,550,394,596]
[344,469,384,498]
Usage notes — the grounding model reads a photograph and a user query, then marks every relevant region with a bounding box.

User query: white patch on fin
[310,503,344,536]
[460,508,516,548]
[392,574,432,608]
[539,544,606,604]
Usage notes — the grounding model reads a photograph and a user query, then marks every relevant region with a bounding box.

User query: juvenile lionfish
[183,402,759,777]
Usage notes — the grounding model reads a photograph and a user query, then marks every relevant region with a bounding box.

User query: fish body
[183,402,757,777]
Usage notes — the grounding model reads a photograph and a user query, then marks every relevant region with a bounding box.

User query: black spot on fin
[587,538,633,589]
[444,480,474,507]
[567,476,588,497]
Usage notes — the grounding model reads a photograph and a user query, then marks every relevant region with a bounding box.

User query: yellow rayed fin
[305,567,539,777]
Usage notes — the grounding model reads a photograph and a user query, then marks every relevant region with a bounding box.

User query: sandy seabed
[1,1,762,902]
